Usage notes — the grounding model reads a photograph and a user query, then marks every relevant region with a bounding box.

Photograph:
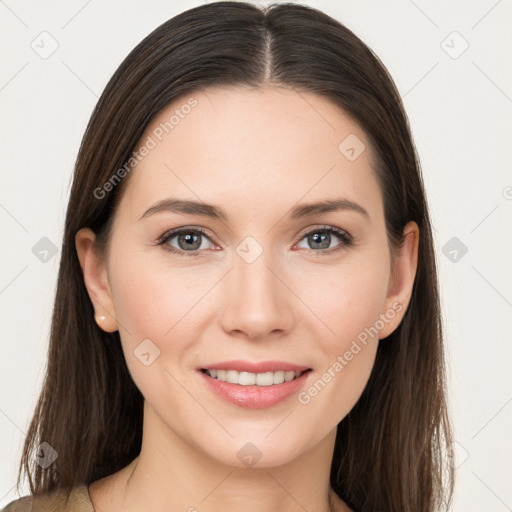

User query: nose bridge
[220,235,292,337]
[235,237,275,294]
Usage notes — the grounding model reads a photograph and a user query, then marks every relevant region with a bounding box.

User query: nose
[219,242,294,340]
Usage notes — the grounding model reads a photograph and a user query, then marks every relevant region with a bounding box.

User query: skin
[76,85,419,512]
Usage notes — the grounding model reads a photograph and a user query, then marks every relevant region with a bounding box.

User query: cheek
[107,254,208,399]
[107,250,225,397]
[292,251,390,342]
[292,255,388,419]
[109,251,211,341]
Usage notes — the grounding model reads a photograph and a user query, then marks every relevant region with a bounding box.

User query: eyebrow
[138,197,369,222]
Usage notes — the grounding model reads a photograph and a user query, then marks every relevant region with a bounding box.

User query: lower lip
[198,370,312,409]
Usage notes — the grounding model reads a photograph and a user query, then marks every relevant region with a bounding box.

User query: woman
[3,1,454,511]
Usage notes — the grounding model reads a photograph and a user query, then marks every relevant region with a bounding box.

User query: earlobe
[378,221,419,339]
[75,228,119,333]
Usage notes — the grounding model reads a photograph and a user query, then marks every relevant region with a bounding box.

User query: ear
[378,221,419,339]
[75,228,118,333]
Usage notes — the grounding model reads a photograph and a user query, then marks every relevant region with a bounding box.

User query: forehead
[118,85,383,224]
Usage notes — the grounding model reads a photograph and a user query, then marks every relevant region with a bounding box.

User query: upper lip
[200,360,311,373]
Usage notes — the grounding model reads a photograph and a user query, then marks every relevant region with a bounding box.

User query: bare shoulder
[1,484,94,512]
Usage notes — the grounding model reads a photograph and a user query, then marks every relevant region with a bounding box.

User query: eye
[294,226,353,255]
[157,225,353,257]
[158,228,216,256]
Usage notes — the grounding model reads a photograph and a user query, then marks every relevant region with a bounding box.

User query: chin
[197,431,310,469]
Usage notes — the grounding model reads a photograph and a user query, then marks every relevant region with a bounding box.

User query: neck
[109,402,345,512]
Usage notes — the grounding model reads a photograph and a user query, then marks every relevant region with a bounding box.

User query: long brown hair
[17,2,454,510]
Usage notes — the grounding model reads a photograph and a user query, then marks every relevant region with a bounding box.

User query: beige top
[1,484,94,512]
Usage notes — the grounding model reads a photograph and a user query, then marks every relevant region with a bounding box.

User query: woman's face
[78,85,417,468]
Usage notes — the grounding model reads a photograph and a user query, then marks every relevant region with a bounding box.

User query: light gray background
[1,0,511,510]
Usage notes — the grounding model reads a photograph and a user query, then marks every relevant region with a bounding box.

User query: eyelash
[157,225,354,258]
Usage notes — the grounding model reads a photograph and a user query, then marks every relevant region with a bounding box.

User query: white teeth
[273,371,285,384]
[226,370,239,384]
[239,371,256,385]
[205,369,305,386]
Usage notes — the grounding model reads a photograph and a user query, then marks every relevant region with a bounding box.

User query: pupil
[310,231,330,249]
[179,232,201,250]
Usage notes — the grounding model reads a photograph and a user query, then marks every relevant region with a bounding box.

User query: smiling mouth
[200,368,312,386]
